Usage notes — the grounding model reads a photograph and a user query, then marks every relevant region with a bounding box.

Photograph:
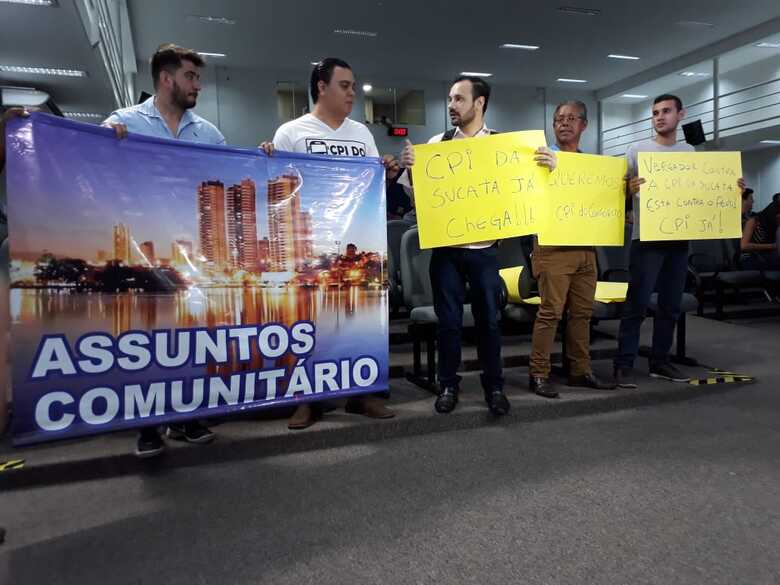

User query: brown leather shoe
[345,395,395,419]
[288,404,320,430]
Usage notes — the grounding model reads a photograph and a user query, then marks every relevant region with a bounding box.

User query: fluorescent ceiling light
[64,112,104,119]
[558,78,587,83]
[461,71,493,77]
[760,140,780,144]
[197,52,226,58]
[500,44,540,50]
[608,54,640,60]
[333,29,377,37]
[679,71,709,77]
[186,15,236,25]
[755,42,780,48]
[622,94,648,98]
[362,84,372,92]
[557,6,600,16]
[0,65,86,77]
[676,20,714,28]
[0,0,56,5]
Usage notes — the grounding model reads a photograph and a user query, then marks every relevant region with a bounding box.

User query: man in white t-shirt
[398,76,556,416]
[261,57,395,430]
[613,94,742,388]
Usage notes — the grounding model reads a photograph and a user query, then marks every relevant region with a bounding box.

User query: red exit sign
[389,127,408,137]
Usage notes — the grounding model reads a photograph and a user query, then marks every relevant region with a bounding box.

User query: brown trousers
[530,244,597,378]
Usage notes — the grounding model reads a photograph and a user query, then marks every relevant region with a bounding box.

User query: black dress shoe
[435,387,459,414]
[613,368,638,389]
[485,390,510,415]
[568,373,617,390]
[529,376,559,399]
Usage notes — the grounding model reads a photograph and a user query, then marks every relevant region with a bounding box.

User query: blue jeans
[430,245,503,391]
[614,240,689,369]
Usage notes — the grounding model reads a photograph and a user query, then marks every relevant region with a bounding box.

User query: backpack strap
[440,128,458,141]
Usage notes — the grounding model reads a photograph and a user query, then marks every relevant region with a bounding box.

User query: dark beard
[172,81,196,110]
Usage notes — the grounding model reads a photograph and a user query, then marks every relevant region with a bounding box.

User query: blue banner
[5,113,389,445]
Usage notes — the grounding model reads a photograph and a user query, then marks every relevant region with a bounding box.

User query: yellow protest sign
[412,131,549,249]
[638,151,742,241]
[594,281,628,303]
[538,152,626,246]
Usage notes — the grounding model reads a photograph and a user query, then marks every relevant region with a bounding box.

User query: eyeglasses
[553,114,585,124]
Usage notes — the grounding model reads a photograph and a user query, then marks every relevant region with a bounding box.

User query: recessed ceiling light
[557,6,600,16]
[679,71,709,77]
[755,42,780,48]
[500,44,540,50]
[0,65,86,77]
[608,54,640,60]
[333,29,378,37]
[197,52,226,58]
[676,20,714,28]
[461,71,493,77]
[64,112,104,119]
[186,15,236,25]
[558,78,587,83]
[622,94,648,98]
[760,140,780,144]
[310,61,320,66]
[0,0,56,5]
[363,84,372,92]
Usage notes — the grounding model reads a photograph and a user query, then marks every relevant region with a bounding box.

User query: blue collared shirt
[103,96,226,145]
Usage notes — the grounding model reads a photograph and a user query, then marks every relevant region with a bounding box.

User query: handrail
[717,100,780,123]
[603,95,715,133]
[718,89,780,112]
[720,114,780,133]
[602,75,780,135]
[718,76,780,100]
[603,116,715,144]
[604,131,714,153]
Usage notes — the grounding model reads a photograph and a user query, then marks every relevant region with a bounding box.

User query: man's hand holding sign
[637,151,744,241]
[407,131,556,249]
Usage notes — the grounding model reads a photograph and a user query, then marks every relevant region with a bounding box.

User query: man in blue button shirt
[103,44,224,457]
[104,43,225,145]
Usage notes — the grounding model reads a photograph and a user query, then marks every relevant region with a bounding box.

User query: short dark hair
[310,58,352,103]
[451,75,491,114]
[151,44,204,89]
[553,100,588,121]
[773,193,780,203]
[742,188,754,200]
[653,94,683,111]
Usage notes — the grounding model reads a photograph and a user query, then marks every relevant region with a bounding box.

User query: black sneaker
[649,362,690,383]
[167,421,216,444]
[135,429,164,458]
[435,387,459,414]
[613,367,638,389]
[485,390,510,416]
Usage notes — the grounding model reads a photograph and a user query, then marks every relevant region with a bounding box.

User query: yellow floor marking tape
[0,459,25,472]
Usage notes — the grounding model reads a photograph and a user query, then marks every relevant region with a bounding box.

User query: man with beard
[104,43,225,145]
[399,76,557,415]
[103,44,224,457]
